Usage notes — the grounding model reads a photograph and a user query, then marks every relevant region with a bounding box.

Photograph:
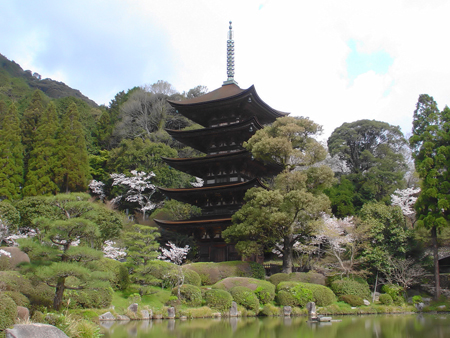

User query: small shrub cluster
[379,293,394,305]
[269,273,290,287]
[172,284,202,307]
[183,269,201,287]
[381,284,404,305]
[0,293,16,332]
[260,303,281,316]
[289,272,326,285]
[277,282,313,307]
[229,286,260,312]
[330,278,371,299]
[65,285,114,309]
[339,294,364,306]
[204,289,233,312]
[277,281,335,307]
[212,277,275,304]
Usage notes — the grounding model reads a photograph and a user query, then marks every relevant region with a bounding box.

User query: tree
[23,102,60,196]
[21,90,46,158]
[0,103,24,200]
[20,193,109,310]
[55,102,91,193]
[409,94,450,299]
[327,119,408,212]
[224,117,334,273]
[391,187,420,227]
[158,241,190,298]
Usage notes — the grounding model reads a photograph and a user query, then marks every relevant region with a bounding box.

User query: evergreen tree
[21,90,45,165]
[55,102,91,193]
[0,103,24,200]
[23,102,59,196]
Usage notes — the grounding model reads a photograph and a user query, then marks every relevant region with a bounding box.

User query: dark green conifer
[0,103,24,200]
[23,102,60,196]
[21,90,45,160]
[55,102,91,192]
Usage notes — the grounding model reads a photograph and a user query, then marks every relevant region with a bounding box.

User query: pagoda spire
[223,21,238,86]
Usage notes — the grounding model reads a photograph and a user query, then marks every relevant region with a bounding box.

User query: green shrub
[269,273,290,287]
[249,262,265,279]
[65,285,113,309]
[304,283,336,306]
[412,295,423,304]
[184,261,261,285]
[277,282,313,307]
[86,258,128,290]
[277,281,334,307]
[229,286,260,312]
[139,260,178,287]
[0,293,16,332]
[381,284,404,305]
[289,271,326,285]
[379,293,394,305]
[260,303,281,316]
[330,278,371,299]
[31,310,45,323]
[212,277,275,304]
[183,269,201,287]
[339,294,364,306]
[172,284,202,307]
[204,289,233,312]
[4,291,29,307]
[276,290,297,307]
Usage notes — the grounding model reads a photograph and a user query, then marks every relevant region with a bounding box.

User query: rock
[6,324,68,338]
[180,316,187,320]
[140,310,150,320]
[230,301,238,317]
[116,315,130,321]
[213,312,221,317]
[437,305,446,309]
[153,314,163,319]
[415,302,425,311]
[283,306,292,316]
[363,299,370,306]
[16,306,29,321]
[128,303,138,313]
[318,316,332,322]
[1,247,30,267]
[167,307,175,319]
[306,302,316,317]
[99,312,115,321]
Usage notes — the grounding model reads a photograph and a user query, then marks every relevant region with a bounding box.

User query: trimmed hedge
[289,272,326,286]
[65,285,114,309]
[229,286,260,312]
[0,293,16,332]
[269,273,290,287]
[3,291,29,307]
[204,289,233,312]
[277,281,336,306]
[339,294,364,306]
[379,293,394,305]
[184,261,265,285]
[172,284,202,307]
[330,278,371,299]
[183,269,201,287]
[212,277,275,304]
[277,282,313,307]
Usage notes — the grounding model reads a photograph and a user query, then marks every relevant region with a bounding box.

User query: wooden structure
[153,23,288,261]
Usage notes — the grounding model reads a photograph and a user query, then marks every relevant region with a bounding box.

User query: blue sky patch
[346,39,393,82]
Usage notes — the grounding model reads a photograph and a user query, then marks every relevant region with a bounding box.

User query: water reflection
[100,314,450,338]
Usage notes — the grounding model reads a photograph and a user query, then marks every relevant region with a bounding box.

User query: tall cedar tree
[55,102,91,192]
[0,102,24,200]
[21,90,45,168]
[23,102,60,196]
[410,94,450,299]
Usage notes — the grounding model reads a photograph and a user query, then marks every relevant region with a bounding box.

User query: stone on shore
[99,312,115,321]
[6,324,68,338]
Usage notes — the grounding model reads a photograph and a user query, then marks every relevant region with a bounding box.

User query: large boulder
[6,324,68,338]
[1,247,30,266]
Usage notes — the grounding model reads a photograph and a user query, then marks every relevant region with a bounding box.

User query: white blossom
[158,241,190,265]
[190,177,204,187]
[391,187,420,216]
[102,240,127,260]
[0,249,11,257]
[89,180,106,200]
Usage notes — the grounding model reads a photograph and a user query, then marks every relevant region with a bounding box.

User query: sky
[1,0,450,140]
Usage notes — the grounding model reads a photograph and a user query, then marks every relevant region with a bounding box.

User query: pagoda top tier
[167,84,288,127]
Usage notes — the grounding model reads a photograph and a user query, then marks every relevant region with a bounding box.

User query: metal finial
[223,21,238,86]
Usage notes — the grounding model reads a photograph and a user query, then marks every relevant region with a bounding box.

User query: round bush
[339,294,364,306]
[381,284,404,305]
[277,282,313,307]
[65,285,113,309]
[3,291,29,307]
[330,278,371,299]
[230,286,260,312]
[139,260,178,287]
[269,273,290,287]
[213,277,275,304]
[304,283,336,306]
[289,272,326,285]
[0,293,16,332]
[379,293,394,305]
[277,281,335,307]
[205,289,233,312]
[172,284,202,307]
[276,290,298,307]
[183,269,201,287]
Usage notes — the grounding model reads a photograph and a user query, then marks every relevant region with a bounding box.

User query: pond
[100,313,450,338]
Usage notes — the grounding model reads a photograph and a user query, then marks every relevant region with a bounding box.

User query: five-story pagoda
[154,22,288,262]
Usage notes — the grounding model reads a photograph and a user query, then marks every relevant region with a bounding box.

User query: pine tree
[0,103,24,200]
[55,102,91,193]
[23,102,60,196]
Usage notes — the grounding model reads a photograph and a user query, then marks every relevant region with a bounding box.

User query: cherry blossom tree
[391,187,420,227]
[89,179,106,201]
[102,240,127,260]
[158,241,190,297]
[110,170,156,217]
[190,177,204,188]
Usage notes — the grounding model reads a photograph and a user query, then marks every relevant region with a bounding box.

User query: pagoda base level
[197,241,240,262]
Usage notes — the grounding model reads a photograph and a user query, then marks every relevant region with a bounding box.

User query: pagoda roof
[158,178,267,205]
[162,150,283,178]
[153,217,232,231]
[165,117,264,153]
[167,84,288,126]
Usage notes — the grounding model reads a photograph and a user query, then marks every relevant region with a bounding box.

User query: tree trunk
[282,235,293,274]
[431,226,441,299]
[53,277,66,311]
